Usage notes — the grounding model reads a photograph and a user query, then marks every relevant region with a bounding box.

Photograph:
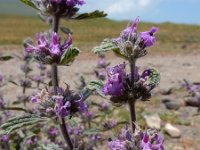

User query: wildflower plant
[0,0,165,149]
[92,17,163,148]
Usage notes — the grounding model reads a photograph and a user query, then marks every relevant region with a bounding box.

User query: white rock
[144,114,161,129]
[164,123,181,138]
[172,146,184,150]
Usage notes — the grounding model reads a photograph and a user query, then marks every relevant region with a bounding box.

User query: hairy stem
[128,99,136,133]
[52,15,73,149]
[59,118,74,149]
[128,59,137,133]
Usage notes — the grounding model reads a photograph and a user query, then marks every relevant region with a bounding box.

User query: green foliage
[92,39,119,53]
[88,81,105,97]
[60,47,80,65]
[148,68,161,86]
[0,114,48,135]
[0,55,13,61]
[74,10,107,20]
[2,107,28,112]
[113,48,127,60]
[20,0,37,10]
[41,143,62,150]
[84,127,102,135]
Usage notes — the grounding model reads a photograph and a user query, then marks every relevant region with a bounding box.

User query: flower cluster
[31,0,85,17]
[31,86,87,118]
[108,126,164,150]
[113,17,158,59]
[26,32,73,65]
[103,63,160,104]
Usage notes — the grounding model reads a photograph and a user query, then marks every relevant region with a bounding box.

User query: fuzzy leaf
[88,81,106,97]
[60,27,73,34]
[0,56,13,61]
[92,39,120,53]
[0,114,48,135]
[84,128,102,135]
[89,81,104,90]
[20,0,37,9]
[41,143,62,150]
[2,107,28,112]
[82,88,93,101]
[60,47,80,65]
[74,10,107,20]
[148,68,161,86]
[113,48,127,60]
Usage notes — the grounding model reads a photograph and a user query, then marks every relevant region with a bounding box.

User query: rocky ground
[0,49,200,150]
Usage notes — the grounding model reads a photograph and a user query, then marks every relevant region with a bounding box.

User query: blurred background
[0,0,200,54]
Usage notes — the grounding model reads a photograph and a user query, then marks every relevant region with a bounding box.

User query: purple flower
[140,26,158,47]
[26,32,72,63]
[140,132,164,150]
[98,58,106,68]
[122,17,139,39]
[54,94,87,118]
[49,127,58,136]
[97,70,106,80]
[31,96,40,103]
[1,135,9,142]
[108,140,127,150]
[66,0,86,6]
[113,17,139,44]
[83,110,94,120]
[140,133,152,150]
[103,63,126,97]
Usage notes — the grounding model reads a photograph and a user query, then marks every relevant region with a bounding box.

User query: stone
[144,114,161,129]
[164,101,181,110]
[164,123,181,138]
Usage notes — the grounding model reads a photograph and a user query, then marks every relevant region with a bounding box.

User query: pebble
[144,114,161,129]
[164,123,181,138]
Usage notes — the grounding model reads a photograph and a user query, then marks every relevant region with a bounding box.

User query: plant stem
[52,15,73,149]
[128,99,136,133]
[128,59,137,133]
[59,118,74,149]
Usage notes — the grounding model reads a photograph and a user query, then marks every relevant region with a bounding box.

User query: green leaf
[148,68,161,86]
[82,88,93,101]
[60,47,80,65]
[0,114,48,135]
[0,56,13,61]
[60,27,73,34]
[20,0,37,10]
[88,81,106,97]
[92,39,120,53]
[41,143,62,150]
[8,80,18,86]
[74,10,107,20]
[2,107,28,112]
[84,127,102,135]
[113,48,127,60]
